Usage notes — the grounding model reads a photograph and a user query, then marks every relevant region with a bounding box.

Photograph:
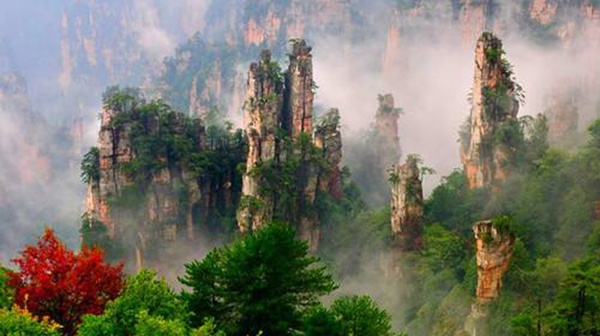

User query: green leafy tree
[330,295,394,336]
[0,306,60,336]
[78,269,188,336]
[545,258,600,335]
[190,318,226,336]
[0,264,13,309]
[521,114,549,169]
[511,311,537,336]
[180,222,337,335]
[133,311,188,336]
[424,170,490,236]
[302,305,343,336]
[79,214,123,262]
[509,257,566,336]
[422,224,466,273]
[80,147,100,184]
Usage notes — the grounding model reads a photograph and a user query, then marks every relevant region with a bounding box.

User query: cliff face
[158,38,245,117]
[460,32,521,190]
[59,1,148,96]
[237,40,342,250]
[153,0,600,126]
[202,0,363,47]
[473,220,515,302]
[158,0,368,117]
[460,0,495,45]
[84,88,245,270]
[85,97,204,270]
[390,155,423,252]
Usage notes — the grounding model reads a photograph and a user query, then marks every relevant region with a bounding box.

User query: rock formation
[460,32,521,190]
[202,0,362,47]
[346,93,402,207]
[375,94,402,163]
[84,88,246,270]
[85,96,204,270]
[382,23,403,75]
[150,0,600,128]
[473,220,515,302]
[390,155,423,252]
[237,40,343,250]
[59,1,151,97]
[156,0,366,118]
[544,90,578,145]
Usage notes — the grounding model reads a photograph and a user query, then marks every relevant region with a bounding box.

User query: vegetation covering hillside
[4,88,600,335]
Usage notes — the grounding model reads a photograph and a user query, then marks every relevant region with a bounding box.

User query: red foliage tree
[8,228,124,335]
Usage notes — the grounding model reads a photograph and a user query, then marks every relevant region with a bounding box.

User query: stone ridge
[375,93,401,164]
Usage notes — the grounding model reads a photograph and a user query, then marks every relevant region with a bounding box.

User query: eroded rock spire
[237,50,284,232]
[465,218,515,335]
[285,39,314,139]
[315,108,343,200]
[236,40,343,251]
[460,32,521,190]
[390,154,424,252]
[473,219,515,302]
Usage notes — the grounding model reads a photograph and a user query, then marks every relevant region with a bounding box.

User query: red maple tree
[8,228,124,335]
